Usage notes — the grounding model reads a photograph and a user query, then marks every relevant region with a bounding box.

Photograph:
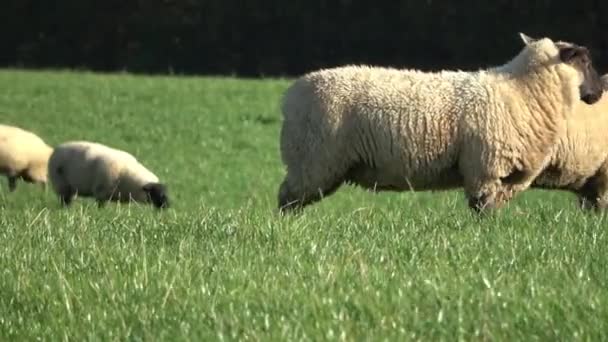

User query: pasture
[1,69,607,340]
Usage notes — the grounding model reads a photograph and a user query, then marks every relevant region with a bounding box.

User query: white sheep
[533,75,608,210]
[47,141,170,209]
[0,124,53,192]
[277,33,604,213]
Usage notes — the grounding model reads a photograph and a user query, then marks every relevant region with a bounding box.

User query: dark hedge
[1,1,606,77]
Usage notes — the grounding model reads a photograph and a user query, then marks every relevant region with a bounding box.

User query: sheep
[277,33,604,214]
[533,75,608,210]
[47,141,170,209]
[0,124,53,192]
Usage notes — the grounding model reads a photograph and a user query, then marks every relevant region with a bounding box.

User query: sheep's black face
[558,43,603,105]
[143,183,170,209]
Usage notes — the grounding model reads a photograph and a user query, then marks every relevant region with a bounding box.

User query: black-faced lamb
[48,141,170,209]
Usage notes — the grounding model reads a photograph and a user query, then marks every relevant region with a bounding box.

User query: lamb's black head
[555,42,603,105]
[142,182,170,209]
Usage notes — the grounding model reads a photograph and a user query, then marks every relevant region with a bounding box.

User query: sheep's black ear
[559,46,585,63]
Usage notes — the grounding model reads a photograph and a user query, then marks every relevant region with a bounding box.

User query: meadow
[1,69,607,341]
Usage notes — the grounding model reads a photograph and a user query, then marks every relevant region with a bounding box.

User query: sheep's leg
[278,178,301,213]
[96,199,107,208]
[59,191,74,207]
[463,172,527,213]
[461,154,538,213]
[92,179,117,209]
[7,176,17,192]
[460,165,502,213]
[278,172,344,214]
[94,191,112,209]
[577,167,608,211]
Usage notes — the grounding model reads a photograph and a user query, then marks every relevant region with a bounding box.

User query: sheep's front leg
[460,139,543,213]
[7,176,17,192]
[463,175,504,213]
[463,165,537,213]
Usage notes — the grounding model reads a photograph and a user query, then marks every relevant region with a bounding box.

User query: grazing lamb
[277,33,604,214]
[0,124,53,192]
[48,141,170,209]
[533,75,608,210]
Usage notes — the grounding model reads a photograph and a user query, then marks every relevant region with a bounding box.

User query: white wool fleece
[0,124,53,189]
[48,141,160,203]
[278,34,592,212]
[534,75,608,209]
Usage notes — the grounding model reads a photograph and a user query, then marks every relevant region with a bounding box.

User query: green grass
[1,69,607,341]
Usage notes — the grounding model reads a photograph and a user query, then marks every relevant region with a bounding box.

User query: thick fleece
[48,141,169,208]
[278,33,602,213]
[533,75,608,209]
[0,124,53,192]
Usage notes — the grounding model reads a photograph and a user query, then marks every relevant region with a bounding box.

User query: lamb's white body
[0,124,53,192]
[533,76,608,209]
[278,34,597,212]
[48,141,161,206]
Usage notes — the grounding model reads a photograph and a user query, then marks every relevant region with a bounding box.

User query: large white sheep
[277,33,604,213]
[47,141,170,209]
[533,75,608,210]
[0,124,53,192]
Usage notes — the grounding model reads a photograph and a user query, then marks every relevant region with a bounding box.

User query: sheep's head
[142,182,170,209]
[519,33,603,105]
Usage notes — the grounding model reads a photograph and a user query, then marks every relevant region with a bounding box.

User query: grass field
[1,69,607,341]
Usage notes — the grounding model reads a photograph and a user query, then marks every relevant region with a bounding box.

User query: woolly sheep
[0,124,53,192]
[533,75,608,210]
[48,141,170,209]
[277,33,603,214]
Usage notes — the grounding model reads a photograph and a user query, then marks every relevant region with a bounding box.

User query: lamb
[533,75,608,210]
[277,33,604,214]
[0,124,53,192]
[47,141,170,209]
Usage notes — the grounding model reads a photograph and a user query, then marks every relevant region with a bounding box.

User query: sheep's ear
[142,183,167,194]
[519,32,536,45]
[559,46,586,63]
